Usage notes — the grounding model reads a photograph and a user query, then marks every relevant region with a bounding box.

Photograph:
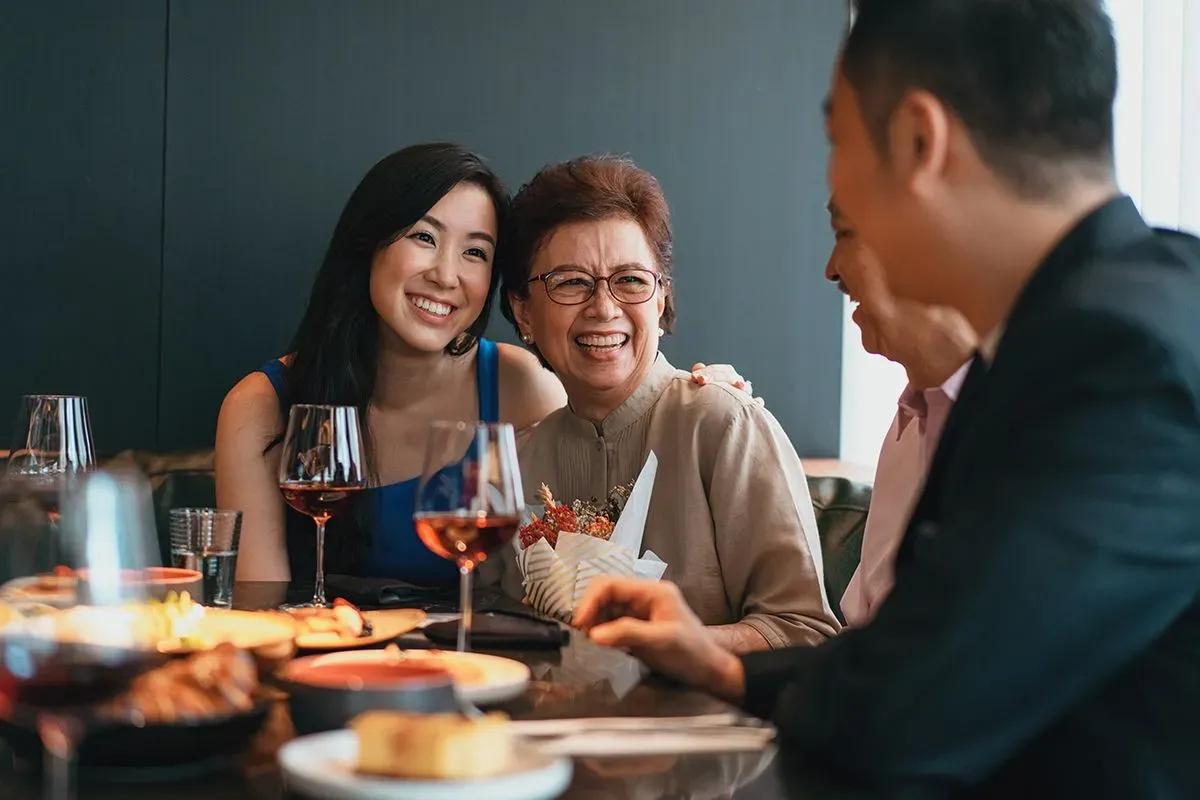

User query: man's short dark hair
[844,0,1117,198]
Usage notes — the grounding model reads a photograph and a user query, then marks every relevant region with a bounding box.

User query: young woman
[217,143,745,584]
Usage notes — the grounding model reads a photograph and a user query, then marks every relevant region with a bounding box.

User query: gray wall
[2,0,847,457]
[0,1,166,452]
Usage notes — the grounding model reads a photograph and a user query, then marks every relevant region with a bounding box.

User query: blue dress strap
[475,338,500,423]
[257,358,288,409]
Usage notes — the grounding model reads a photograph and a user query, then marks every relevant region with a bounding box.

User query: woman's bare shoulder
[217,369,284,441]
[496,343,567,429]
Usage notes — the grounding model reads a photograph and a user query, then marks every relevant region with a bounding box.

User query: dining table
[0,581,876,800]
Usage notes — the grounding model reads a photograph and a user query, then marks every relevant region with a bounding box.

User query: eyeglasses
[528,267,669,306]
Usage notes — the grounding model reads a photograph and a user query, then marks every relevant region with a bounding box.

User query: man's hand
[573,577,747,703]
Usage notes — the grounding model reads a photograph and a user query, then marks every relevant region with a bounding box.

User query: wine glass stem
[312,517,328,607]
[37,712,79,800]
[458,562,474,653]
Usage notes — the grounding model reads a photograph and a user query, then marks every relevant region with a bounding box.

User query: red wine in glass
[0,636,166,710]
[0,468,164,800]
[280,484,364,519]
[277,404,368,609]
[414,513,520,566]
[415,422,525,652]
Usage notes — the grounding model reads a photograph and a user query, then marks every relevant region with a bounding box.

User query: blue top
[259,338,500,584]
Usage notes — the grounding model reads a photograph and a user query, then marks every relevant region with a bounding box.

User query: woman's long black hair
[276,143,510,577]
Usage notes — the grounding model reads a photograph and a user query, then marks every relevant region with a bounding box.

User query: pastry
[351,710,514,780]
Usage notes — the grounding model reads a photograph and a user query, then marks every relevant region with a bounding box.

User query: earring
[521,332,534,344]
[657,327,665,337]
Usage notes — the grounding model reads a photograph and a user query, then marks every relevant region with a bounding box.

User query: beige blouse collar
[562,353,679,438]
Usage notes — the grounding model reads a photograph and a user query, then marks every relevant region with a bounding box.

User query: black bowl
[0,703,270,774]
[275,652,459,735]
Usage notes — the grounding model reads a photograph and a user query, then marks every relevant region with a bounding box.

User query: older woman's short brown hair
[499,154,676,337]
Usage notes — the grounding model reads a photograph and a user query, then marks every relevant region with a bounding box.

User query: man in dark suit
[573,0,1200,795]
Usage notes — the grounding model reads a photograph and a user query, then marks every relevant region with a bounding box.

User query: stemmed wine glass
[6,395,96,526]
[414,422,525,652]
[278,404,367,609]
[0,468,167,800]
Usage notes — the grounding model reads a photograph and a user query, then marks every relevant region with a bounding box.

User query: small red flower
[546,504,578,534]
[519,518,557,549]
[585,517,615,540]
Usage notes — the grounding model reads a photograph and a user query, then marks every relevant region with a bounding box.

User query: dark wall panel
[0,1,166,453]
[159,0,846,454]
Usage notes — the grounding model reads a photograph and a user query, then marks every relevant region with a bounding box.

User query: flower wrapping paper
[515,451,667,622]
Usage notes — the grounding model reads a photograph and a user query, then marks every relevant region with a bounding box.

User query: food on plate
[100,642,259,723]
[287,598,373,645]
[518,480,634,549]
[351,710,514,779]
[143,590,208,649]
[382,644,487,686]
[0,602,15,631]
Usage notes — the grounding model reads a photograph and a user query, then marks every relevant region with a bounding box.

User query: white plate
[279,729,572,800]
[294,649,531,706]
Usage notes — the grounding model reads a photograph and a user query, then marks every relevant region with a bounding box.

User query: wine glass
[414,422,525,652]
[0,468,167,800]
[278,404,367,609]
[6,395,96,526]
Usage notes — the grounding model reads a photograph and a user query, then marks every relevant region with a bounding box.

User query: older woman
[496,155,839,652]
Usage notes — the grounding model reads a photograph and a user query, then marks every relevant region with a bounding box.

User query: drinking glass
[6,395,96,526]
[168,508,242,608]
[0,468,167,800]
[277,404,367,609]
[414,422,525,652]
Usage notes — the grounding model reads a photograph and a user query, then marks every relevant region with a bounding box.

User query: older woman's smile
[576,332,629,352]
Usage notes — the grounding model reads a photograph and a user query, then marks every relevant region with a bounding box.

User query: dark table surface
[1,581,871,800]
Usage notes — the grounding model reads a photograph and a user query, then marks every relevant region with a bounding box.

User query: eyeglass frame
[526,266,671,306]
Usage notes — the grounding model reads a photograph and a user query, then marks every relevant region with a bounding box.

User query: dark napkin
[423,610,569,650]
[324,574,510,613]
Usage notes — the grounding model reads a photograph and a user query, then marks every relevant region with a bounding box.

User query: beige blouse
[494,354,840,648]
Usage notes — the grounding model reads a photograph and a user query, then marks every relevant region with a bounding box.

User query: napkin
[515,452,669,622]
[422,610,568,650]
[508,714,775,756]
[324,575,507,612]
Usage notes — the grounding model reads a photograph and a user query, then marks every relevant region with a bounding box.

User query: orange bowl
[276,654,458,734]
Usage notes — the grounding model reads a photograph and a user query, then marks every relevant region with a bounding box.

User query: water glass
[168,508,242,608]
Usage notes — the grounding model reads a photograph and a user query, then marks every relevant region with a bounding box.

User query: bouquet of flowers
[515,452,668,622]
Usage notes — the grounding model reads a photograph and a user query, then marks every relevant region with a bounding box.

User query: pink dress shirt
[840,362,971,628]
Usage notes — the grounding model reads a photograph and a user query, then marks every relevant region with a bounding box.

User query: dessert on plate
[351,709,514,779]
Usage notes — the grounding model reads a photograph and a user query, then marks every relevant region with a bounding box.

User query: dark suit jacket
[742,197,1200,798]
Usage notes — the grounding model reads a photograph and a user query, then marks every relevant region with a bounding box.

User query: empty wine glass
[6,395,96,526]
[414,422,525,652]
[0,468,167,800]
[278,404,368,609]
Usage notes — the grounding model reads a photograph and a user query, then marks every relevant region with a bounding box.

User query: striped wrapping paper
[516,452,668,622]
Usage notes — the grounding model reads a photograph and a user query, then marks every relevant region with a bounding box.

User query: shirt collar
[561,352,681,439]
[896,359,971,435]
[979,324,1006,364]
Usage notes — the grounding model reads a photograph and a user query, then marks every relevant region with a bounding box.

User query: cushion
[806,474,871,624]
